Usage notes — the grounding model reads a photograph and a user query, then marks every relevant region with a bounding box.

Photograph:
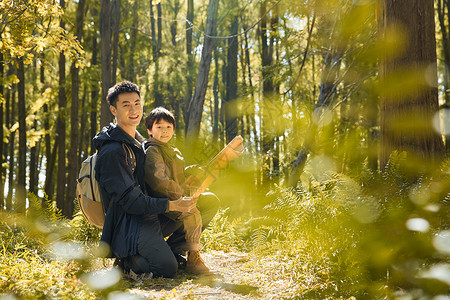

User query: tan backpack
[76,144,135,228]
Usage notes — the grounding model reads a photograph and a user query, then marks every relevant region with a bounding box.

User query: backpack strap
[89,155,98,203]
[122,143,136,173]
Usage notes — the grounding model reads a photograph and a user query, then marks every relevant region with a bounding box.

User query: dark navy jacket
[93,123,169,258]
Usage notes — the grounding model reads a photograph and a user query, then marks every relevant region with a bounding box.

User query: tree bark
[150,1,157,62]
[17,58,26,213]
[90,24,99,153]
[6,78,15,211]
[127,1,138,82]
[437,0,450,153]
[213,47,220,142]
[170,0,179,46]
[111,0,120,85]
[56,0,67,212]
[259,1,274,186]
[184,0,194,123]
[0,53,4,208]
[185,0,219,142]
[224,12,238,143]
[66,0,86,218]
[379,0,445,169]
[100,0,113,127]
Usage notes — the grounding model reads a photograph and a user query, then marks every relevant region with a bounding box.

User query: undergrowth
[202,152,450,299]
[1,152,448,299]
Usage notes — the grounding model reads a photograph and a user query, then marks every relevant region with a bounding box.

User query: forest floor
[110,250,304,299]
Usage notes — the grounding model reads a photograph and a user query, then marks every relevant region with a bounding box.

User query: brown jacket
[144,137,185,200]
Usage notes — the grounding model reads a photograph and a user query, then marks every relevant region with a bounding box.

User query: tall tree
[379,0,445,168]
[185,0,219,144]
[224,6,239,143]
[111,0,121,85]
[56,0,67,212]
[16,58,26,212]
[0,52,4,208]
[437,0,450,152]
[100,0,113,127]
[184,0,194,122]
[66,0,86,218]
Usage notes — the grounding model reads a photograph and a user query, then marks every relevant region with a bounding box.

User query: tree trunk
[379,0,445,169]
[157,3,162,55]
[90,30,99,154]
[56,6,67,212]
[111,0,120,85]
[128,1,138,82]
[184,0,194,123]
[213,47,220,142]
[0,53,4,208]
[437,0,450,153]
[437,0,450,105]
[6,81,15,210]
[150,1,157,62]
[66,0,86,218]
[170,0,179,46]
[185,0,219,143]
[224,12,238,143]
[17,58,26,213]
[100,0,113,127]
[259,1,274,187]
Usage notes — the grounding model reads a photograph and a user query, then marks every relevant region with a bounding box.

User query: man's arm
[97,143,169,215]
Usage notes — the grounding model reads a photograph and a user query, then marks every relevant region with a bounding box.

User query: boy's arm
[145,146,184,200]
[97,143,169,215]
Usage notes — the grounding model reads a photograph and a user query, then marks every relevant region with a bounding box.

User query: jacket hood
[93,123,145,150]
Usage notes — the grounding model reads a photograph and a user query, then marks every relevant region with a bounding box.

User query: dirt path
[123,250,299,299]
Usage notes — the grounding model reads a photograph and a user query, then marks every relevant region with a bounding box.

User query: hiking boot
[174,253,187,270]
[124,269,153,281]
[185,251,211,275]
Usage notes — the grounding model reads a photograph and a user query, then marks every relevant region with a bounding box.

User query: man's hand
[167,196,196,213]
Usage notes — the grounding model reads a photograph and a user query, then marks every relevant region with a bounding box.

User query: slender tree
[56,0,67,212]
[184,0,194,122]
[185,0,219,144]
[0,52,4,208]
[224,7,239,143]
[16,58,26,212]
[66,0,86,217]
[111,0,121,85]
[100,0,113,127]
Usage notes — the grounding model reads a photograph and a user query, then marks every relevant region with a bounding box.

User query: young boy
[144,107,210,275]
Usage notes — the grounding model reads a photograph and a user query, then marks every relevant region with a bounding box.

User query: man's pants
[124,192,219,278]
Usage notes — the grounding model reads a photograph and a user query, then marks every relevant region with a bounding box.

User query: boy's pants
[123,192,219,277]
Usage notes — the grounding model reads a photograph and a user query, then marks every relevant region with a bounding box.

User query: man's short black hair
[145,107,176,130]
[107,81,140,107]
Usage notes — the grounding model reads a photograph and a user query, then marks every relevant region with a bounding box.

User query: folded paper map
[187,135,245,198]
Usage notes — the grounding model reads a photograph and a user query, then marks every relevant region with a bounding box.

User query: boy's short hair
[145,107,176,130]
[107,81,140,107]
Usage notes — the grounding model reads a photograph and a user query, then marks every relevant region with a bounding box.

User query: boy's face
[148,119,174,143]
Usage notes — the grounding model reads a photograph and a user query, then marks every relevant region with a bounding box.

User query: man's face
[148,119,174,143]
[110,92,143,131]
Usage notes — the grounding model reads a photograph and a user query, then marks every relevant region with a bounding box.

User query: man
[93,81,218,278]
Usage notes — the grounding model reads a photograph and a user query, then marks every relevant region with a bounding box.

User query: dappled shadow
[126,272,259,297]
[193,274,259,296]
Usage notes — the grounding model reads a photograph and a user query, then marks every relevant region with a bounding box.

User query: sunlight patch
[419,263,450,286]
[353,196,380,223]
[81,268,121,291]
[433,230,450,255]
[405,218,430,233]
[432,109,450,136]
[49,241,87,261]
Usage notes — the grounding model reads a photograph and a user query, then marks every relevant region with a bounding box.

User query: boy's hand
[167,196,196,213]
